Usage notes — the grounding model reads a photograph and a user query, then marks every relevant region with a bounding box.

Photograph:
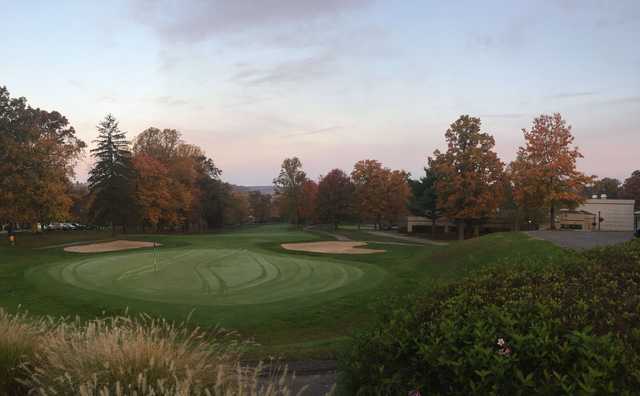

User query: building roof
[560,209,594,215]
[583,199,636,205]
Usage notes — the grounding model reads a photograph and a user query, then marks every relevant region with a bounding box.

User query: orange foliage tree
[351,160,387,228]
[132,153,172,231]
[382,170,412,226]
[132,128,223,231]
[0,86,85,229]
[351,160,411,229]
[431,115,505,239]
[510,113,593,229]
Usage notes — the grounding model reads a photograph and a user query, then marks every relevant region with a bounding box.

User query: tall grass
[0,309,313,395]
[0,308,50,394]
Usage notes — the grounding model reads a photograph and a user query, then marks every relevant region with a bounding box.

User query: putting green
[35,248,373,306]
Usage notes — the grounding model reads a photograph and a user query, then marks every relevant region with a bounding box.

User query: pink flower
[497,337,512,356]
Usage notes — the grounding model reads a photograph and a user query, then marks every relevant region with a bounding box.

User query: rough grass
[0,309,305,395]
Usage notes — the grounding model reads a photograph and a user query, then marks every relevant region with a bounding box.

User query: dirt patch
[64,240,159,253]
[281,241,385,254]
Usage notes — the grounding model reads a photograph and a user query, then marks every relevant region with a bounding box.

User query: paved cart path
[367,231,449,246]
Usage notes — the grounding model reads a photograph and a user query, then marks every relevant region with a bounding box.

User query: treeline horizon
[1,85,639,237]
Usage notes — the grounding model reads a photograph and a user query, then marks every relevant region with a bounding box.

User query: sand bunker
[281,241,385,254]
[64,240,159,253]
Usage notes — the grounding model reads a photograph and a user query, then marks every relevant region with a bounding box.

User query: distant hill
[232,185,276,195]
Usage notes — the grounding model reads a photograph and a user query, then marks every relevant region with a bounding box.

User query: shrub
[340,239,640,395]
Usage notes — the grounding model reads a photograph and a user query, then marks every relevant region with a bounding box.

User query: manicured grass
[0,225,563,359]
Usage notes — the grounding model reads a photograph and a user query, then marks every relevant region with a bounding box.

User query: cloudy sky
[2,0,639,185]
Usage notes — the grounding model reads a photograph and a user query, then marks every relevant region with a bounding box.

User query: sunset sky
[2,0,639,185]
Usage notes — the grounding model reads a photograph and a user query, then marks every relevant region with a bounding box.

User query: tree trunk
[473,224,480,238]
[549,204,556,230]
[514,207,521,232]
[457,220,465,241]
[431,219,436,236]
[111,221,116,236]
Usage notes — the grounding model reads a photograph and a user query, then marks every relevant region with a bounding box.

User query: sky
[1,0,639,185]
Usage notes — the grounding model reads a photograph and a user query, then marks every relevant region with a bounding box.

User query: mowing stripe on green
[37,248,373,306]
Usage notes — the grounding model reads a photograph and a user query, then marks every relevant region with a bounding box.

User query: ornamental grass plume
[0,311,308,395]
[0,308,51,393]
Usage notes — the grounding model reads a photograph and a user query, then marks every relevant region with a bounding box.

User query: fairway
[37,248,367,305]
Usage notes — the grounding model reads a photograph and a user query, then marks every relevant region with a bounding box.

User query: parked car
[48,222,63,231]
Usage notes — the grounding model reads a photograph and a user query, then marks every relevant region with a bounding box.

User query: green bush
[340,239,640,395]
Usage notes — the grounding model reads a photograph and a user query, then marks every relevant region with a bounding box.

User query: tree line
[272,113,640,240]
[0,86,251,233]
[270,157,412,230]
[2,85,639,237]
[409,114,640,239]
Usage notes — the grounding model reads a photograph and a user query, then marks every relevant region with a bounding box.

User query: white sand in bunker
[64,240,160,253]
[281,241,385,254]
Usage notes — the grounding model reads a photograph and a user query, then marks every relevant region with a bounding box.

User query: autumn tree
[351,160,411,229]
[273,157,307,226]
[298,179,318,225]
[133,128,190,228]
[132,127,181,160]
[317,169,354,229]
[351,160,386,228]
[132,153,172,231]
[0,86,85,230]
[248,191,272,223]
[224,191,250,225]
[88,114,135,233]
[408,165,441,235]
[431,115,505,239]
[623,170,640,209]
[510,113,593,230]
[381,170,412,227]
[132,128,223,231]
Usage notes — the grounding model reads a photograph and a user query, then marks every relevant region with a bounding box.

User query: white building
[578,197,635,231]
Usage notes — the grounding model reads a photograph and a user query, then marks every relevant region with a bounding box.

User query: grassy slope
[0,225,563,359]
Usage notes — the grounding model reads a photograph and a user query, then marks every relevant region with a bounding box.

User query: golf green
[29,247,373,306]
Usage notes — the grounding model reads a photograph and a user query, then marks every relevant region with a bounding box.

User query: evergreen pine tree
[88,114,135,233]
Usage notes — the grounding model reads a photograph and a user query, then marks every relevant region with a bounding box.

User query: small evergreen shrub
[340,239,640,395]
